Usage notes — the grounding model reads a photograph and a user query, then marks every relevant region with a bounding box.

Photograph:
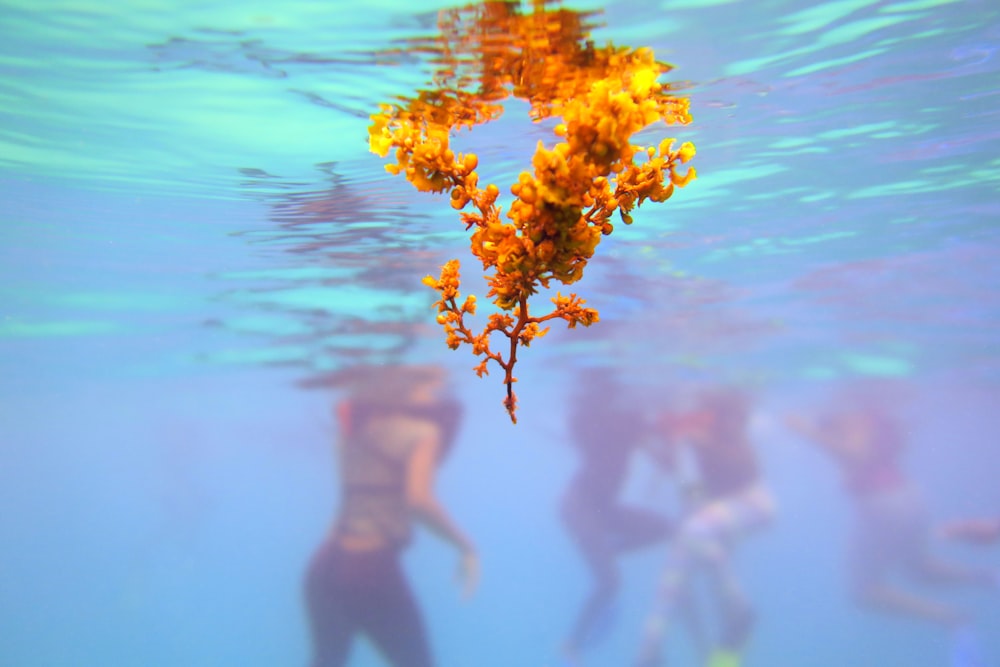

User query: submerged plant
[368,0,696,422]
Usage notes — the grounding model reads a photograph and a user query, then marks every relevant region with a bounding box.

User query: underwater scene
[2,0,1000,665]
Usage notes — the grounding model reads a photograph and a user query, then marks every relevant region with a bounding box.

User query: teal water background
[2,1,999,665]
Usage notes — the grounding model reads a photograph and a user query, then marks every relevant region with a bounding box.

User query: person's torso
[567,405,644,505]
[335,405,439,548]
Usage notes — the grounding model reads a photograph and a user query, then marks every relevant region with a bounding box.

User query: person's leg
[635,520,702,667]
[304,542,357,667]
[676,486,774,654]
[612,505,674,554]
[563,499,620,655]
[357,551,434,667]
[722,487,773,651]
[682,505,752,655]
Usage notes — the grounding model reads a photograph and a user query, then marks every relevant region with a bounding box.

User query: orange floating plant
[368,0,696,422]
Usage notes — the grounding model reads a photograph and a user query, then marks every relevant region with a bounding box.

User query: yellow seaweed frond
[368,1,696,422]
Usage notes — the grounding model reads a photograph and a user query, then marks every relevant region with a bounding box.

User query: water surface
[2,1,999,666]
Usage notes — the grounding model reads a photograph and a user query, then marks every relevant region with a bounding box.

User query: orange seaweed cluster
[368,1,696,422]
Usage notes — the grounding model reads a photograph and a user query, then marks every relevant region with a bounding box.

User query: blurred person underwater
[303,364,478,667]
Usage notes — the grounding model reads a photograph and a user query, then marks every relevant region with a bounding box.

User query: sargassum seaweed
[368,1,696,422]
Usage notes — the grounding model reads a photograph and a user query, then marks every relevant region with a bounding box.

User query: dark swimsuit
[304,398,461,667]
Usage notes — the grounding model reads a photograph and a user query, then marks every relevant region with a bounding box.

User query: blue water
[2,0,999,665]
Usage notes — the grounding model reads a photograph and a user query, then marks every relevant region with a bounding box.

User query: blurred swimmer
[786,384,996,664]
[636,387,776,667]
[304,364,478,667]
[560,368,675,665]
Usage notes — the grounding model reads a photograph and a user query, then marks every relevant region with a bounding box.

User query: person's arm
[939,517,1000,545]
[406,436,479,597]
[856,581,967,627]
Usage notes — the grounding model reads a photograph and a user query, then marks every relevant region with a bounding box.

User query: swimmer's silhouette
[304,364,477,667]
